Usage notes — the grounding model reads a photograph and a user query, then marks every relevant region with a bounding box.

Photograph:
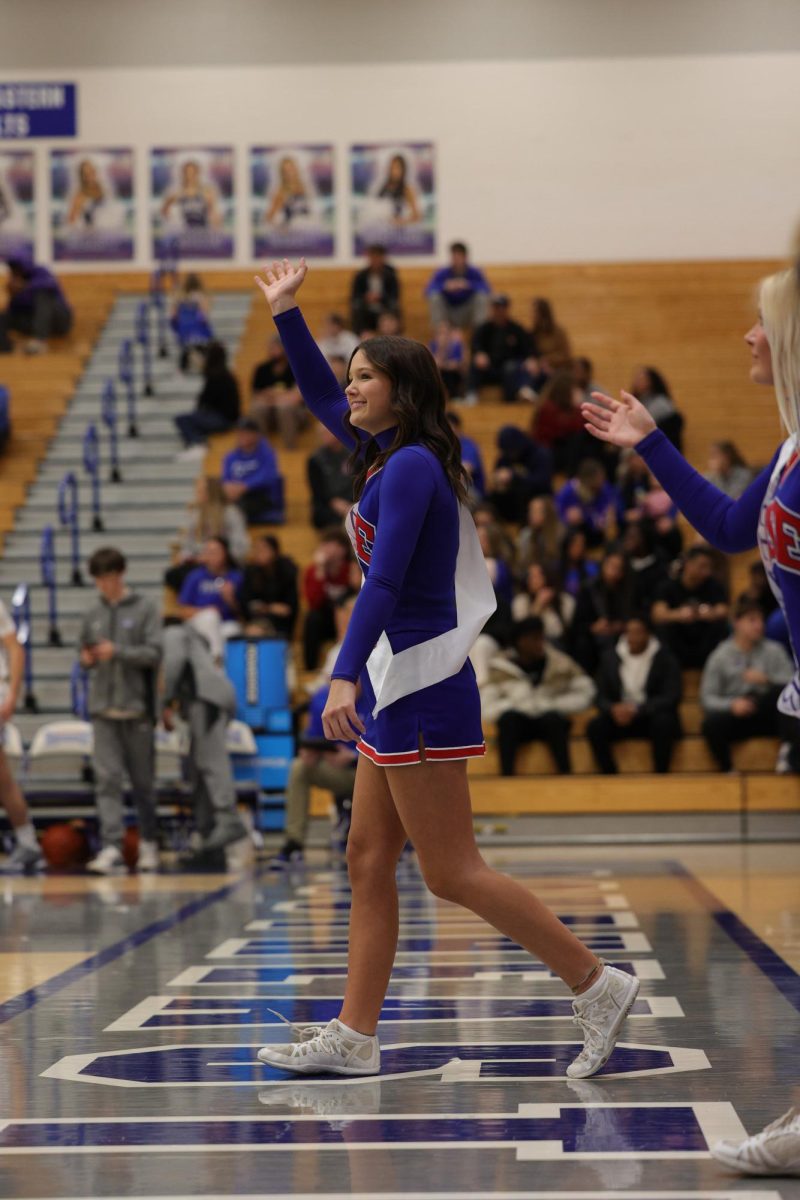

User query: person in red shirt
[531,371,585,474]
[302,527,358,669]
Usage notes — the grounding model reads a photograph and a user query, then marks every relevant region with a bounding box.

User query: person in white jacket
[481,616,595,775]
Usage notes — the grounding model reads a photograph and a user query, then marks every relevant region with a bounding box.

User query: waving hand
[581,390,657,449]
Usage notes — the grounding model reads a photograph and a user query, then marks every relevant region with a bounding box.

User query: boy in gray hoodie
[78,547,162,874]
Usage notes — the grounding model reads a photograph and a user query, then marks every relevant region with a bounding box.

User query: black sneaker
[267,840,304,870]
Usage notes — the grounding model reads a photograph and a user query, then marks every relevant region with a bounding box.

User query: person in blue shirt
[221,417,283,524]
[446,409,485,497]
[177,536,243,624]
[582,260,800,1174]
[556,458,623,548]
[425,241,490,330]
[1,258,73,353]
[252,257,639,1082]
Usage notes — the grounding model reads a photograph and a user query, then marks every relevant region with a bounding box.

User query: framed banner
[251,144,334,259]
[0,150,34,261]
[151,146,234,260]
[51,148,134,261]
[350,141,435,256]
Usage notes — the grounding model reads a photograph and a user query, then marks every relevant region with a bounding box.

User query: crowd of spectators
[157,251,792,799]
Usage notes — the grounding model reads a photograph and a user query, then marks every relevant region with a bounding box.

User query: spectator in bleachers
[531,371,586,474]
[317,313,359,362]
[431,322,467,401]
[446,410,485,497]
[481,616,595,776]
[516,495,562,573]
[376,310,403,336]
[166,476,248,596]
[350,243,401,334]
[221,417,283,525]
[468,295,537,403]
[530,297,572,373]
[307,425,353,529]
[177,536,244,660]
[736,561,790,650]
[700,598,798,773]
[572,355,598,402]
[586,614,682,774]
[170,272,213,371]
[239,534,299,640]
[560,528,599,598]
[79,547,162,875]
[472,500,517,564]
[0,258,73,354]
[618,453,682,557]
[571,548,636,674]
[704,441,754,499]
[478,522,515,609]
[630,366,684,449]
[161,623,247,865]
[556,459,622,548]
[652,546,729,668]
[250,333,305,449]
[621,520,670,610]
[0,601,44,872]
[302,527,357,670]
[174,340,240,460]
[486,425,553,523]
[425,241,490,330]
[269,595,363,867]
[512,562,575,647]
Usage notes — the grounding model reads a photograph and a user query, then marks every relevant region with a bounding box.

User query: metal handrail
[39,525,62,645]
[10,582,37,712]
[82,423,104,532]
[57,472,84,585]
[101,379,122,482]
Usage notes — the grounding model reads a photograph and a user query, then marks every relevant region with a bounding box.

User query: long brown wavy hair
[343,336,468,502]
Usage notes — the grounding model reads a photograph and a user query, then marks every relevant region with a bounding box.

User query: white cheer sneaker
[712,1107,800,1175]
[567,965,640,1078]
[257,1017,380,1077]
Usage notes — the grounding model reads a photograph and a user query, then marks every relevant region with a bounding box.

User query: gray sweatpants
[186,700,238,837]
[92,716,158,848]
[285,756,357,846]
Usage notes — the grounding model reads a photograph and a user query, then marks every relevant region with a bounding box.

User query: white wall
[6,52,800,269]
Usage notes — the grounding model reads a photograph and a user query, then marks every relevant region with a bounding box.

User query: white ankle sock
[15,822,38,851]
[577,966,608,1002]
[335,1018,373,1041]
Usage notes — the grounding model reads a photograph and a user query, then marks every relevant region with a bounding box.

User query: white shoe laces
[742,1107,800,1151]
[266,1008,325,1044]
[572,1012,604,1060]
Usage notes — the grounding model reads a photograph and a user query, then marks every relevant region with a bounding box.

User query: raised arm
[582,390,778,554]
[255,259,358,449]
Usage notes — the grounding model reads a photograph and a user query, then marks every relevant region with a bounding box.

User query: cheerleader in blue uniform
[254,259,639,1079]
[582,260,800,1174]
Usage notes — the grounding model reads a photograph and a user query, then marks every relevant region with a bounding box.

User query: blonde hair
[759,265,800,437]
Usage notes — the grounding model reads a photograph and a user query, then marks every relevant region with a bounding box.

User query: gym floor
[1,841,799,1199]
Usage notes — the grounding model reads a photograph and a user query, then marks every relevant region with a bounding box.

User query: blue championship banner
[0,83,77,138]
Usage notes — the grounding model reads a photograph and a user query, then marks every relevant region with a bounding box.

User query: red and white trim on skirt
[356,738,486,767]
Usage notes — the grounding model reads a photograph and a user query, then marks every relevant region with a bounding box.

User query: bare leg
[0,748,30,829]
[337,756,408,1035]
[385,758,599,989]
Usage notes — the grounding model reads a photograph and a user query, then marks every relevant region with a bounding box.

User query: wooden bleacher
[3,262,795,821]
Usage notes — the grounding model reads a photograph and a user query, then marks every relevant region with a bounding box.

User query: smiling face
[345,349,395,436]
[744,318,774,386]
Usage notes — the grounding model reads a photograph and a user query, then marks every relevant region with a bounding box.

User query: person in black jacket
[485,425,553,523]
[586,615,682,774]
[571,549,635,674]
[469,295,538,402]
[238,535,299,639]
[175,340,240,454]
[307,425,353,529]
[350,243,401,334]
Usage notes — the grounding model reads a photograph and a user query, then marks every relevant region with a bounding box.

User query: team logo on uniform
[764,496,800,576]
[352,511,376,566]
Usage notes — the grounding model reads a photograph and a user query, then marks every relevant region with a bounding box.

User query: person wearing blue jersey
[221,418,283,525]
[582,260,800,1175]
[253,258,639,1080]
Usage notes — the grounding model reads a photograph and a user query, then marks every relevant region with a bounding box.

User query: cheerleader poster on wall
[51,148,135,261]
[0,150,34,261]
[150,146,235,259]
[251,144,335,259]
[350,142,435,256]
